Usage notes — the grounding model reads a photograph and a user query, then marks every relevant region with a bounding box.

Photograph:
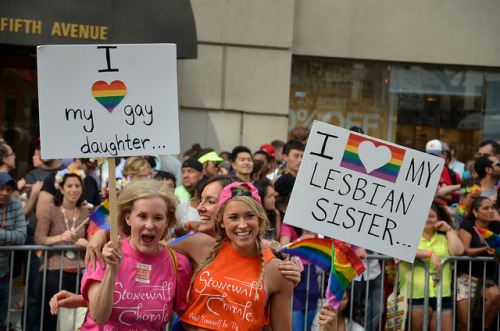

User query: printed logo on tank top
[189,270,261,324]
[135,263,152,283]
[112,280,175,327]
[182,241,273,330]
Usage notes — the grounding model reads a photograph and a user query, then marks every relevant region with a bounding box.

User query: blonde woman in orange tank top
[179,182,294,331]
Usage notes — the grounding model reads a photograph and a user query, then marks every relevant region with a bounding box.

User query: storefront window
[484,72,500,142]
[390,66,483,162]
[289,58,500,164]
[289,59,393,140]
[1,66,39,178]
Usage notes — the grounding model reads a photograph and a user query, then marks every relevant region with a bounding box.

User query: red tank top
[181,239,275,330]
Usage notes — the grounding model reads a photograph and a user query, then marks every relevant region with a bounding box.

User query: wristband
[428,250,433,258]
[186,221,190,230]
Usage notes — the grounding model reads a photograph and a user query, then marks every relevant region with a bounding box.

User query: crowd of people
[0,129,500,330]
[400,138,500,331]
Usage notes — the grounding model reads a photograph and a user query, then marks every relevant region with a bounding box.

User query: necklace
[61,206,78,231]
[61,206,78,259]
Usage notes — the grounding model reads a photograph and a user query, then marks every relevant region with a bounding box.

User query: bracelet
[428,250,433,258]
[186,221,190,231]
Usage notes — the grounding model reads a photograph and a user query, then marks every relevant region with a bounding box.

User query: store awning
[0,0,197,59]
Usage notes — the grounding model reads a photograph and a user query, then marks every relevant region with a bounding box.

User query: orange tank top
[181,239,275,330]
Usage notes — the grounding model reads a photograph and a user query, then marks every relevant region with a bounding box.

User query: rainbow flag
[340,133,406,183]
[281,238,333,271]
[35,250,42,259]
[475,227,500,256]
[326,239,366,309]
[87,199,110,236]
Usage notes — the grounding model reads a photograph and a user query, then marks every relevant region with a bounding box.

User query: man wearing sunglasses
[198,151,223,179]
[475,155,500,201]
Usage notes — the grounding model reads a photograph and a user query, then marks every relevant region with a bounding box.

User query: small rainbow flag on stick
[281,238,365,309]
[87,199,110,236]
[281,238,333,271]
[475,227,500,256]
[326,239,366,309]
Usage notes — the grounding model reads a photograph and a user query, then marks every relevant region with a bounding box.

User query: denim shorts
[411,297,452,312]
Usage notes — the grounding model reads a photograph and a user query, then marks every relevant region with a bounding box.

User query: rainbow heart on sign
[91,80,127,113]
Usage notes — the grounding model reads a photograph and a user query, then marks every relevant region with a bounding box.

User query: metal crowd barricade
[2,247,499,331]
[305,254,499,331]
[0,244,85,331]
[349,255,430,331]
[436,255,500,331]
[287,255,430,331]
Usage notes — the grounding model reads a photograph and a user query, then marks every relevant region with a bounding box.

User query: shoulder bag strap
[166,246,178,278]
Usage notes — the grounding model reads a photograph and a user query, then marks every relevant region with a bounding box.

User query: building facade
[2,0,500,178]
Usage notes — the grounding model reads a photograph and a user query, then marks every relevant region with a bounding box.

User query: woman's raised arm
[87,238,122,324]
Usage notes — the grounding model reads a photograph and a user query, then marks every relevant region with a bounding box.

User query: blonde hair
[122,157,152,178]
[189,185,270,300]
[117,179,177,239]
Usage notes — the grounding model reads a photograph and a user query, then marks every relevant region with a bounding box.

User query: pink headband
[217,182,262,208]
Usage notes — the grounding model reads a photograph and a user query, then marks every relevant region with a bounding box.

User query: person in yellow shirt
[398,202,464,331]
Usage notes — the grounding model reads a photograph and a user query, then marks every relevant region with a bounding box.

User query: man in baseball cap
[175,158,204,201]
[259,144,278,180]
[0,172,26,330]
[426,139,460,204]
[425,139,446,158]
[198,151,223,179]
[260,144,275,158]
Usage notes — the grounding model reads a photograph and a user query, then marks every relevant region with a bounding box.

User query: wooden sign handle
[108,157,118,244]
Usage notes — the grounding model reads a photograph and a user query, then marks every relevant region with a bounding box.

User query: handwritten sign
[37,44,180,158]
[284,121,444,262]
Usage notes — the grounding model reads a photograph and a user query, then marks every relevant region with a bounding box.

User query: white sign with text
[37,44,180,158]
[284,121,444,262]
